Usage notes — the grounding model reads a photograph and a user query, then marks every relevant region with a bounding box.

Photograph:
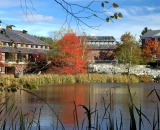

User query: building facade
[141,30,160,60]
[0,29,49,74]
[86,36,117,62]
[141,30,160,46]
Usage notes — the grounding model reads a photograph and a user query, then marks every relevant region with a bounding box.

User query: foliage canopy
[115,32,142,65]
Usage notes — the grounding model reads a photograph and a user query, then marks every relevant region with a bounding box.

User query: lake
[1,83,160,129]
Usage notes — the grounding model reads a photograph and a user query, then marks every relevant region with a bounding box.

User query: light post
[156,42,160,73]
[128,46,133,76]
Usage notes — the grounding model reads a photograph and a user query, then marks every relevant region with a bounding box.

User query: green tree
[34,36,53,45]
[115,32,142,66]
[139,27,152,42]
[52,28,74,40]
[141,27,151,36]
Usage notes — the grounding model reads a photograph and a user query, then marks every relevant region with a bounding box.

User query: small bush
[138,74,153,82]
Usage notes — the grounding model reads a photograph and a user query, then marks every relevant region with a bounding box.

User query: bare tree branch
[18,0,122,29]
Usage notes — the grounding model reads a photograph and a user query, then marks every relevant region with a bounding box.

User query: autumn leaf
[113,3,119,8]
[106,18,110,22]
[93,14,97,17]
[118,13,123,18]
[104,1,109,3]
[101,2,104,7]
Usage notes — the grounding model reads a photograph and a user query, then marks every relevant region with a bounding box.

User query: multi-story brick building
[0,29,49,74]
[86,36,117,62]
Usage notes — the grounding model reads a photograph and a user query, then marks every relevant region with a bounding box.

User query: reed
[0,74,145,86]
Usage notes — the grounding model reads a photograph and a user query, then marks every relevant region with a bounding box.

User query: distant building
[141,30,160,46]
[86,36,117,62]
[0,29,49,74]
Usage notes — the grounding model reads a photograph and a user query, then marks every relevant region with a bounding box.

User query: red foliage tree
[51,34,86,74]
[142,39,160,61]
[29,51,47,63]
[0,48,4,68]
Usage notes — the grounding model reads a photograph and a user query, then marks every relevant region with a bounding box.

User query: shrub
[138,74,153,82]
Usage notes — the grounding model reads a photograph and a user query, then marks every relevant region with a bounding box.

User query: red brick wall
[88,49,115,61]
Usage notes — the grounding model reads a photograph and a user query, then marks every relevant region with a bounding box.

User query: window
[36,45,38,48]
[151,38,155,41]
[0,67,2,72]
[26,44,28,47]
[31,45,34,48]
[41,45,43,49]
[21,44,24,47]
[3,42,6,46]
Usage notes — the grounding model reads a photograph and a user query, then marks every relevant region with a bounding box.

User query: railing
[89,60,118,64]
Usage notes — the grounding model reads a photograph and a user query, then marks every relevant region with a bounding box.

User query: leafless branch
[18,0,122,29]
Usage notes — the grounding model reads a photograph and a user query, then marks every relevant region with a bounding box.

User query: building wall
[0,40,49,74]
[88,49,115,61]
[142,37,160,47]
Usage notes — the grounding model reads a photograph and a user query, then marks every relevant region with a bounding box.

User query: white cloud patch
[128,13,160,25]
[113,8,130,16]
[145,7,156,11]
[129,6,143,15]
[22,14,54,23]
[105,8,130,17]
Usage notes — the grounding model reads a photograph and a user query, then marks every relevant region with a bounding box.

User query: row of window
[2,43,49,49]
[87,41,116,44]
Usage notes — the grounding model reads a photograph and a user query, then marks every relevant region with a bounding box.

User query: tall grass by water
[0,74,152,86]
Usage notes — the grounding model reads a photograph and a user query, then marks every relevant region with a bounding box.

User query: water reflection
[1,83,160,129]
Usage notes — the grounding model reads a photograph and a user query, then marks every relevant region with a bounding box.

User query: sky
[0,0,160,42]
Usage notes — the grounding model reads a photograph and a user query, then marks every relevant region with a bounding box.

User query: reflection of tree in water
[94,50,114,60]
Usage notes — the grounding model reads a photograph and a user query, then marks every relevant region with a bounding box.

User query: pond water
[1,83,160,129]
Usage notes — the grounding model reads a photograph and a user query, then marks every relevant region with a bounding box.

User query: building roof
[0,29,47,45]
[88,36,116,41]
[141,30,160,38]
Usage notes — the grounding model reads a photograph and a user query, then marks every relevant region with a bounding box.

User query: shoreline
[0,74,153,86]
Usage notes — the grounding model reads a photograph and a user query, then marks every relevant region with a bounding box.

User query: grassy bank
[0,74,153,86]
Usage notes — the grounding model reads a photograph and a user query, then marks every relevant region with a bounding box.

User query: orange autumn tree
[0,43,5,72]
[142,39,160,62]
[51,33,86,74]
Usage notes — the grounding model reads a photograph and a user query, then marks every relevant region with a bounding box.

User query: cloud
[113,8,130,16]
[145,7,156,11]
[128,6,143,15]
[106,6,143,17]
[22,14,54,23]
[128,13,160,25]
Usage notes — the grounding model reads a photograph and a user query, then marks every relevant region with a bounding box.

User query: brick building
[86,36,117,62]
[0,29,49,74]
[141,30,160,46]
